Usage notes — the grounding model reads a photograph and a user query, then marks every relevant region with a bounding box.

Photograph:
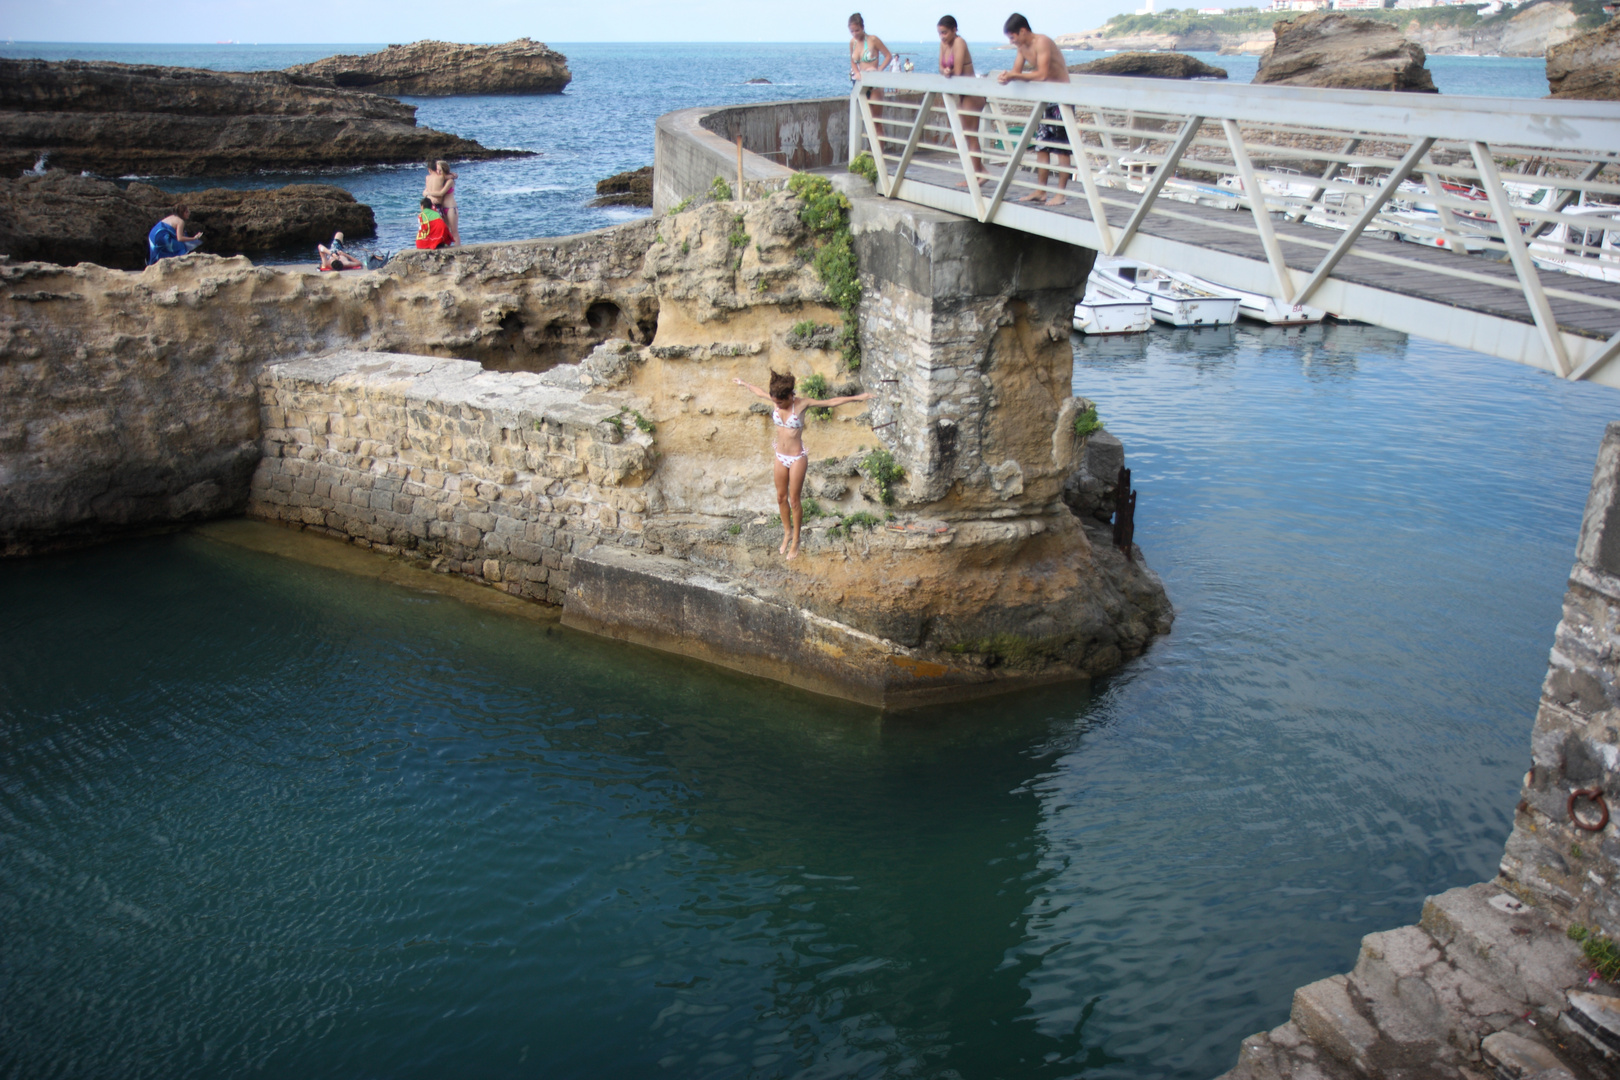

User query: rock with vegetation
[1254,12,1438,92]
[0,57,514,177]
[1068,52,1228,79]
[1547,17,1620,100]
[0,171,375,270]
[591,166,654,207]
[285,39,571,96]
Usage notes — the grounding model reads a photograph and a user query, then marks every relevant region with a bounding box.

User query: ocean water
[4,321,1618,1079]
[0,42,1554,259]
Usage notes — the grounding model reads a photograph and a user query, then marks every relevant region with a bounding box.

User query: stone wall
[1501,420,1620,938]
[0,227,655,554]
[1221,425,1620,1079]
[250,350,651,607]
[698,97,852,173]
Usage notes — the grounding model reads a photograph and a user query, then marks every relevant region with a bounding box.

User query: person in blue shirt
[147,203,203,264]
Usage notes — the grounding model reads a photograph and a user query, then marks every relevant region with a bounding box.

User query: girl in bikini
[936,15,986,182]
[848,13,893,133]
[734,371,872,561]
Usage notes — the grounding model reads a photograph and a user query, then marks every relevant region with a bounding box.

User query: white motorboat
[1073,286,1153,335]
[1092,258,1241,327]
[1530,204,1620,283]
[1175,272,1326,325]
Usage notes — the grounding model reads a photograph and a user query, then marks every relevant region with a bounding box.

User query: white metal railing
[851,72,1620,384]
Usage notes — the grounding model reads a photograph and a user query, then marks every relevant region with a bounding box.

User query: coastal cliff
[285,39,572,96]
[0,58,514,177]
[1058,0,1592,58]
[0,171,376,270]
[1547,18,1620,99]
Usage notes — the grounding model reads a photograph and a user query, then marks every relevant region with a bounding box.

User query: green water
[4,322,1620,1078]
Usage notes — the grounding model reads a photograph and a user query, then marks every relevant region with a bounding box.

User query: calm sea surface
[4,320,1618,1079]
[0,42,1554,258]
[0,39,1605,1080]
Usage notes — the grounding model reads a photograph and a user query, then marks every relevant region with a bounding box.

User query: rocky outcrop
[1255,12,1438,93]
[1068,52,1228,79]
[0,224,657,553]
[1547,18,1620,100]
[0,171,376,270]
[0,58,515,177]
[591,166,653,207]
[285,39,571,96]
[1,186,1172,704]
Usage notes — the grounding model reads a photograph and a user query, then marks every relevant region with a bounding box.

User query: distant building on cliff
[1329,0,1392,9]
[1269,0,1328,11]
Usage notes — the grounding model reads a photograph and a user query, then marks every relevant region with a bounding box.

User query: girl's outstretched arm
[733,377,772,400]
[801,392,873,409]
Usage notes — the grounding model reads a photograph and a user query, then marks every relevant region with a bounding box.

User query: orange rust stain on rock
[887,655,950,679]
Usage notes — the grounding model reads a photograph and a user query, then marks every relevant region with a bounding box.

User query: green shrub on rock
[787,172,862,371]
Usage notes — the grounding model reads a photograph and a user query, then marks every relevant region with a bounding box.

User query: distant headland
[1057,0,1607,56]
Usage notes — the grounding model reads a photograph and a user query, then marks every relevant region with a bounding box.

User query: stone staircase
[1218,882,1616,1080]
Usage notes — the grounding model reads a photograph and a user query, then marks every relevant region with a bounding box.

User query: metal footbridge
[850,73,1620,388]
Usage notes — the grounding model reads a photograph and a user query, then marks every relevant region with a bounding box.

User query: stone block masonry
[249,350,655,606]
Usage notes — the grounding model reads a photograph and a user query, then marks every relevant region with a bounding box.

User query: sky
[2,0,1144,44]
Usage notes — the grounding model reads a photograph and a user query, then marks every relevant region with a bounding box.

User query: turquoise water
[4,321,1617,1078]
[0,43,1553,258]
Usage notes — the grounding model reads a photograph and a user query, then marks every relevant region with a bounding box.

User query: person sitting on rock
[733,371,872,561]
[318,231,365,271]
[416,198,449,250]
[146,203,203,264]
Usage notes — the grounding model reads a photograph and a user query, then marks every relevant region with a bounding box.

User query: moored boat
[1175,272,1327,325]
[1092,258,1240,328]
[1073,286,1153,335]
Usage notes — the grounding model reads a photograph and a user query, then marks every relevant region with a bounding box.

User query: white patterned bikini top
[773,408,804,430]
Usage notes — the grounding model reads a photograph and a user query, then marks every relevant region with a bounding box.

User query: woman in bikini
[734,371,871,561]
[936,15,986,182]
[423,160,460,245]
[848,13,893,135]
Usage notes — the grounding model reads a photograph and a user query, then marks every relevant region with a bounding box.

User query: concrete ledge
[654,98,849,214]
[561,544,1076,709]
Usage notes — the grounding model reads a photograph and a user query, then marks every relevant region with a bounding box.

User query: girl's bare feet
[786,543,800,561]
[779,535,790,555]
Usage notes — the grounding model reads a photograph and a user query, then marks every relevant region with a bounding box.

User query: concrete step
[1418,883,1590,1027]
[1219,881,1606,1080]
[1217,1020,1363,1080]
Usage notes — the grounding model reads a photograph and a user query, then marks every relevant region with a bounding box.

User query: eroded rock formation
[0,186,1172,704]
[0,224,656,552]
[1547,18,1620,101]
[1254,12,1438,92]
[285,39,572,96]
[592,166,654,207]
[1068,52,1229,79]
[0,171,376,270]
[0,57,513,177]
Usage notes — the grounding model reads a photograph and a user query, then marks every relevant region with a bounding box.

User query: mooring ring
[1568,788,1610,833]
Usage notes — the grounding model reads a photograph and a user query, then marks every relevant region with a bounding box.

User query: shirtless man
[996,13,1072,206]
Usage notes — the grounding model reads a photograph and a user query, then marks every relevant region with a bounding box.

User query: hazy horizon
[2,0,1143,46]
